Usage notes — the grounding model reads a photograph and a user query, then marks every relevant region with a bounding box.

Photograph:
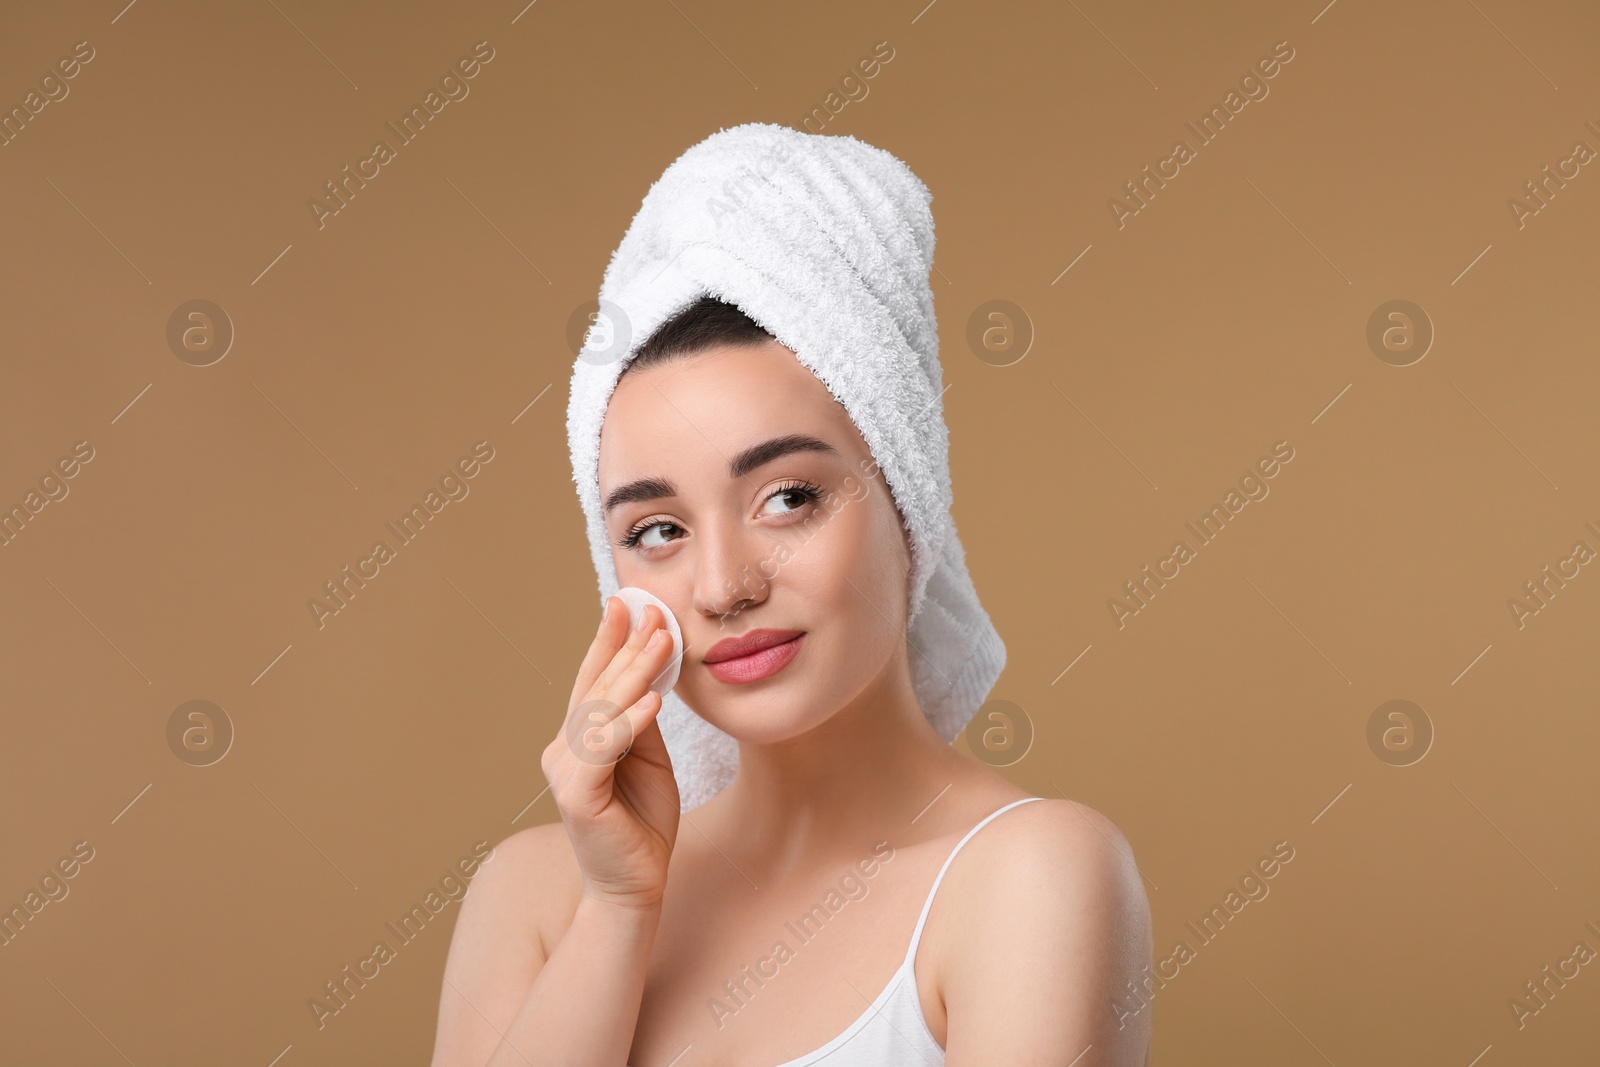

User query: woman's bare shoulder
[487,820,582,878]
[431,824,587,1065]
[949,796,1142,896]
[474,822,584,935]
[934,796,1153,1057]
[1011,795,1135,851]
[440,820,584,984]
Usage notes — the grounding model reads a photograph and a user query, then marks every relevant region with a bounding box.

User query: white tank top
[639,795,1047,1066]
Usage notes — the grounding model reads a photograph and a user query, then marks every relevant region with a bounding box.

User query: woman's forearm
[483,895,660,1067]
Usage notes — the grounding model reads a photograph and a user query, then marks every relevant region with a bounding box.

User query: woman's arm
[430,596,681,1065]
[940,799,1154,1066]
[428,824,662,1067]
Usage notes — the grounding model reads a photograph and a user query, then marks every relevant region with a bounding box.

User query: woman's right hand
[541,595,682,911]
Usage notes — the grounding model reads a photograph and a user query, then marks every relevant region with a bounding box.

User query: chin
[679,684,838,745]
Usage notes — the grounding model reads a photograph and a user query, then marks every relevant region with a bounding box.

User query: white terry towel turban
[565,121,1006,813]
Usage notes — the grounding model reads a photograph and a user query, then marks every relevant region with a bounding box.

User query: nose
[691,514,773,622]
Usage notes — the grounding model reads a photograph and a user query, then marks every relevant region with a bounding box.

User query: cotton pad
[614,586,684,698]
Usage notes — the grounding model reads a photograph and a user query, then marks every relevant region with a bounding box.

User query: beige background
[3,0,1598,1063]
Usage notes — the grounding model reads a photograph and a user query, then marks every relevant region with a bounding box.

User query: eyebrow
[602,433,840,515]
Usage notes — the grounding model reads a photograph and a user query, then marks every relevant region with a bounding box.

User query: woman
[430,124,1152,1066]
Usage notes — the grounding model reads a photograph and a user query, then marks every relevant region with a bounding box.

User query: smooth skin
[429,340,1154,1067]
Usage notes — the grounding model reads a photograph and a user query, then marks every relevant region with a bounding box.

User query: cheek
[781,495,905,615]
[856,491,911,584]
[609,548,637,586]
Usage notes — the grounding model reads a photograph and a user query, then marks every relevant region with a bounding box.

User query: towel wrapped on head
[566,121,1005,812]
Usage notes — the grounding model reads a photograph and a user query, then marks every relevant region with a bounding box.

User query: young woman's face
[597,339,912,742]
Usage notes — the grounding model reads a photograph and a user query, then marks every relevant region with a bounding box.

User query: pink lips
[704,633,805,684]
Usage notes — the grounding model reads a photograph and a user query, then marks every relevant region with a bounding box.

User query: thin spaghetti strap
[901,796,1048,968]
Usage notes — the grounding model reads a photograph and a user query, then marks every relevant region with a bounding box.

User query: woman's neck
[704,665,974,880]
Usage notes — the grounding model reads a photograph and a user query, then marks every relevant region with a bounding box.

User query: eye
[617,518,684,551]
[616,480,827,553]
[758,479,825,519]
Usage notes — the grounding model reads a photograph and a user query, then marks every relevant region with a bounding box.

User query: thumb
[620,690,671,765]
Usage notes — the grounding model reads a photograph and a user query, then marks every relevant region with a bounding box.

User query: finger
[554,689,663,797]
[590,603,665,697]
[563,601,659,745]
[614,693,670,768]
[608,703,677,807]
[617,626,677,700]
[570,596,630,708]
[593,627,674,712]
[603,688,665,764]
[564,629,670,770]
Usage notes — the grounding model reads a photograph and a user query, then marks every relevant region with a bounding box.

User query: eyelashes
[616,518,678,551]
[616,479,826,551]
